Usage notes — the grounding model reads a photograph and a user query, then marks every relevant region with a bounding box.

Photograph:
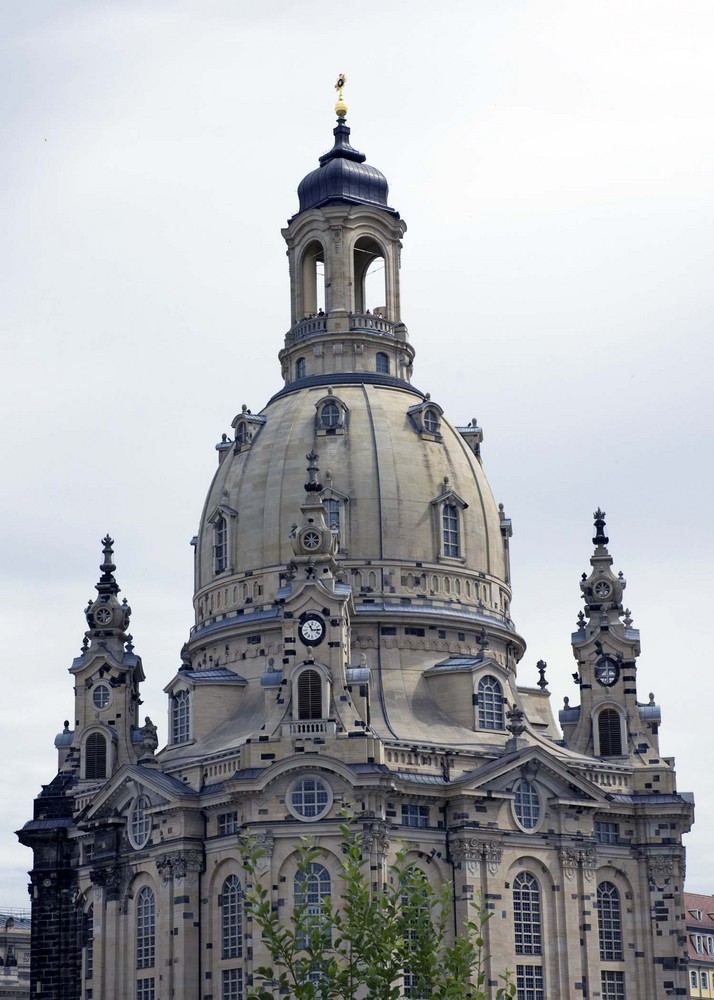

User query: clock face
[299,613,326,646]
[95,607,112,625]
[595,657,619,687]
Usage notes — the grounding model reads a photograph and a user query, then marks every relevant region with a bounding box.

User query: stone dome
[192,379,520,657]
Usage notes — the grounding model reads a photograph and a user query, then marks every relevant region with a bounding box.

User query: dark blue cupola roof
[296,119,399,217]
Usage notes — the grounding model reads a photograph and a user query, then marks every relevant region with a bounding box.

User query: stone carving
[560,847,598,881]
[361,823,389,857]
[450,838,503,876]
[647,855,674,885]
[237,831,275,873]
[156,849,204,885]
[90,864,128,901]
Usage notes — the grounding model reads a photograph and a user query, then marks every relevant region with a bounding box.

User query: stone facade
[18,102,694,1000]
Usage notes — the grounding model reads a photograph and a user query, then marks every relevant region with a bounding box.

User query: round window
[513,780,541,831]
[92,684,111,710]
[129,795,152,849]
[287,776,333,821]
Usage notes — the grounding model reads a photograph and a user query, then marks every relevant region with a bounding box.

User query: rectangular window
[601,970,625,999]
[516,964,544,1000]
[595,821,620,844]
[136,978,155,1000]
[404,627,425,637]
[218,811,239,836]
[401,804,429,828]
[222,968,244,1000]
[247,634,262,645]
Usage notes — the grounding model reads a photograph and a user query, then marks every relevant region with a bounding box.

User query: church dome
[296,121,396,216]
[191,375,521,676]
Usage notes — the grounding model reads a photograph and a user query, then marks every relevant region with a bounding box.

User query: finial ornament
[334,74,348,121]
[304,451,323,493]
[592,508,609,546]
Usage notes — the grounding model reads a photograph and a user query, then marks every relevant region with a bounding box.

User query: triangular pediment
[455,745,613,806]
[77,763,197,825]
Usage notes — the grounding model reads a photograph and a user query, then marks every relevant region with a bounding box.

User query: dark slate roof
[181,668,247,684]
[295,122,398,217]
[269,372,423,404]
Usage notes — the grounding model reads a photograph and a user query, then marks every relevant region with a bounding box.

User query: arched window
[598,709,623,756]
[442,504,459,557]
[598,882,623,961]
[513,872,542,955]
[295,862,331,943]
[85,733,107,780]
[423,407,440,434]
[214,515,227,574]
[296,357,306,380]
[297,669,323,720]
[222,875,243,960]
[235,422,249,447]
[85,904,94,981]
[320,401,340,428]
[172,690,190,744]
[301,240,325,316]
[402,867,431,997]
[324,498,340,535]
[136,886,156,1000]
[514,780,540,830]
[353,236,386,314]
[376,351,390,374]
[477,675,504,729]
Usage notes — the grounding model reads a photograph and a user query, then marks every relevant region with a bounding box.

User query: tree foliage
[242,823,514,1000]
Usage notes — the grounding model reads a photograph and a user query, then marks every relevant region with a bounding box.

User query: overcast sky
[1,0,712,908]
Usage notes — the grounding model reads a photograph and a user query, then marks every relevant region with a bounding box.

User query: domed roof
[296,121,397,216]
[194,382,512,630]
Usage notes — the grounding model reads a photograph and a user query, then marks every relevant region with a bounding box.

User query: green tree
[241,823,514,1000]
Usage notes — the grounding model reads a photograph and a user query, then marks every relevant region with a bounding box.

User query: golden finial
[334,73,348,120]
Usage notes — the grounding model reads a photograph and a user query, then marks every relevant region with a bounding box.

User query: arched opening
[477,675,504,730]
[598,708,623,756]
[297,668,323,719]
[301,240,326,316]
[376,351,390,374]
[85,732,107,780]
[353,236,386,314]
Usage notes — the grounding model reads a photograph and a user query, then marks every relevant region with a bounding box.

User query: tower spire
[84,535,131,639]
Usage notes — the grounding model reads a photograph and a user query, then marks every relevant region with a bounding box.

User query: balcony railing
[283,720,336,738]
[285,313,397,345]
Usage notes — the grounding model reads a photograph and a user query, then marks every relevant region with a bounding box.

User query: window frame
[171,689,191,745]
[477,674,505,730]
[287,776,333,821]
[513,780,541,832]
[513,872,542,956]
[597,881,623,961]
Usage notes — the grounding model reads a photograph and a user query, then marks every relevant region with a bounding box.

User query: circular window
[423,408,440,434]
[287,776,333,821]
[128,795,152,849]
[594,580,612,599]
[513,780,541,832]
[92,684,111,710]
[301,529,321,551]
[95,606,112,625]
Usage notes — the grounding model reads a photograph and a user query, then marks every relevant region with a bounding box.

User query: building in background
[18,89,695,1000]
[685,893,714,998]
[0,912,30,1000]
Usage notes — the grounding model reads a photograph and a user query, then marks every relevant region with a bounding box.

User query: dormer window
[171,690,190,744]
[376,351,390,374]
[235,422,249,447]
[321,401,340,427]
[231,406,266,453]
[442,504,459,557]
[408,398,444,441]
[315,394,348,436]
[423,407,440,434]
[431,487,468,562]
[214,515,227,573]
